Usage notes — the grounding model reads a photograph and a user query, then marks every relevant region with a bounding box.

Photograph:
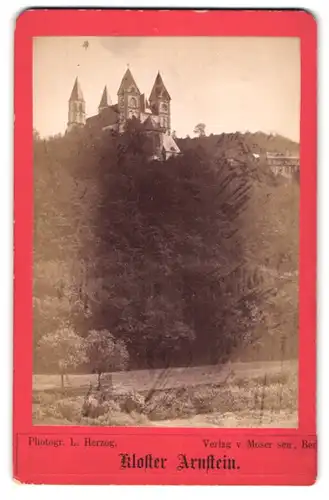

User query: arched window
[129,96,137,108]
[160,102,168,113]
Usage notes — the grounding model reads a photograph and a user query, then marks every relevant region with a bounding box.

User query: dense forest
[33,126,299,372]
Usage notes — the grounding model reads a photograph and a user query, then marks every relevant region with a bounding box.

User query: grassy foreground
[33,360,298,428]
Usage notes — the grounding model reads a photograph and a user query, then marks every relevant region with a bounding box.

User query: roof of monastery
[69,77,84,101]
[86,106,119,128]
[149,72,171,102]
[117,68,141,95]
[141,115,160,131]
[162,133,180,153]
[99,86,111,107]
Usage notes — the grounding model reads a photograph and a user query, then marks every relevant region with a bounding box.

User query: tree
[33,126,284,370]
[193,123,206,137]
[174,132,299,363]
[37,326,87,388]
[91,132,269,367]
[33,129,41,141]
[85,330,129,389]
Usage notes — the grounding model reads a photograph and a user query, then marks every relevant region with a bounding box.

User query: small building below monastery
[266,152,300,179]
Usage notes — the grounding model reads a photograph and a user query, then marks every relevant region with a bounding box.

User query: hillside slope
[177,131,299,157]
[33,128,299,370]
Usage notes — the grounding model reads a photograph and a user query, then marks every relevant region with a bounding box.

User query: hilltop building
[67,69,180,160]
[266,152,300,179]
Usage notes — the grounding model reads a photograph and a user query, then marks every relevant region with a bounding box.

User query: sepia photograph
[32,36,300,429]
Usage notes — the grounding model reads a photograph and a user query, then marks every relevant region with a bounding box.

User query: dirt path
[34,359,297,393]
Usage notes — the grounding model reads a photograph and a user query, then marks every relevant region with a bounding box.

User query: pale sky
[33,37,300,141]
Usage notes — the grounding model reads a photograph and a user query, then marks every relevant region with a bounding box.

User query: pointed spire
[98,85,111,110]
[117,68,140,95]
[149,71,171,102]
[69,77,84,101]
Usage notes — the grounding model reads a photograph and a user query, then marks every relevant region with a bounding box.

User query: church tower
[67,77,86,132]
[98,85,111,114]
[149,72,171,133]
[117,68,141,131]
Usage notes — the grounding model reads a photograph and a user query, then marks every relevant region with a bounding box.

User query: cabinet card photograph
[14,8,317,487]
[32,35,301,429]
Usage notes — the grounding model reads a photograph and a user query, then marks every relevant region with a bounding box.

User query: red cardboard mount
[14,9,316,485]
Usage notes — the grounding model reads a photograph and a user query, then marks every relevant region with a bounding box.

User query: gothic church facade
[67,68,180,160]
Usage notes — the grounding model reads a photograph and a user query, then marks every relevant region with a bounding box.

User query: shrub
[191,387,218,414]
[119,391,145,414]
[144,388,195,421]
[249,372,289,387]
[82,388,122,416]
[36,326,87,388]
[211,387,243,413]
[82,395,107,418]
[81,410,150,427]
[55,397,85,421]
[33,403,62,421]
[102,400,122,413]
[32,391,58,405]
